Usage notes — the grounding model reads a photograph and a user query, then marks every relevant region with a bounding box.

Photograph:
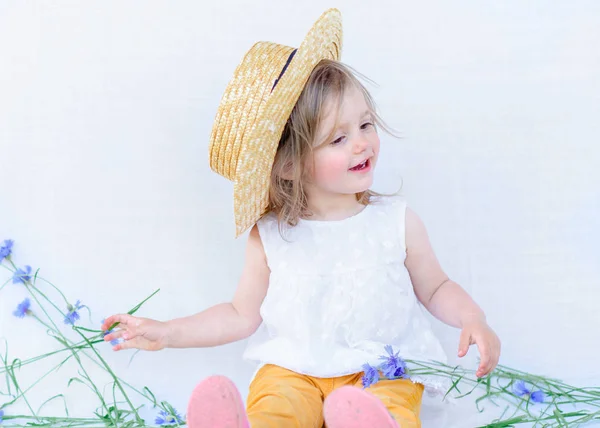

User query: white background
[1,1,599,426]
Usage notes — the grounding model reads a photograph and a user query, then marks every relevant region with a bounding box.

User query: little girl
[102,9,500,428]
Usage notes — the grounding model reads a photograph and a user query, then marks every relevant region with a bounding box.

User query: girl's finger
[457,329,471,357]
[489,358,498,373]
[103,329,126,343]
[476,343,490,376]
[114,336,142,351]
[121,326,142,341]
[100,318,112,331]
[490,349,500,372]
[487,356,498,374]
[102,314,139,331]
[101,315,123,330]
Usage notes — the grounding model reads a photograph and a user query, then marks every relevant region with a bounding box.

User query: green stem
[1,354,72,407]
[0,339,104,375]
[3,260,70,307]
[74,329,144,424]
[22,292,116,426]
[1,357,38,422]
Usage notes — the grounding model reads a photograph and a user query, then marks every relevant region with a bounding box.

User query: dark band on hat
[271,49,298,92]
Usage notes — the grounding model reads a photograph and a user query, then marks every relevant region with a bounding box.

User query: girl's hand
[458,319,501,377]
[101,314,170,351]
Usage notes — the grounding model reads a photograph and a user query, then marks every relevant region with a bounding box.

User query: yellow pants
[246,364,424,428]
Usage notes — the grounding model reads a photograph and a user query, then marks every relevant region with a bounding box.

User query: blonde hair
[266,59,399,233]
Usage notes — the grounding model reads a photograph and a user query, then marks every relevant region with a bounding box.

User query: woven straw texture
[208,8,343,237]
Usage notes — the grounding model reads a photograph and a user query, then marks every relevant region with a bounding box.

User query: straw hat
[208,8,343,237]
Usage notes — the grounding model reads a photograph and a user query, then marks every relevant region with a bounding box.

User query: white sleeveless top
[243,196,449,394]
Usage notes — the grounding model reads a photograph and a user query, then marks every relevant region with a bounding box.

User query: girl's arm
[404,207,482,326]
[102,224,270,350]
[165,224,270,348]
[404,207,501,376]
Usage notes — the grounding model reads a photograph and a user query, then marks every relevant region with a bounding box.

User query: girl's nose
[353,136,370,154]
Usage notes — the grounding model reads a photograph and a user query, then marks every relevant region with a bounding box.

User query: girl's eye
[330,122,373,145]
[331,136,344,145]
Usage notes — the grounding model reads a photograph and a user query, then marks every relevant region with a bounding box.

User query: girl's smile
[349,157,372,173]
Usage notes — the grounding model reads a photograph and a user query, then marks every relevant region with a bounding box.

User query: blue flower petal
[64,300,84,325]
[378,345,408,380]
[101,319,123,346]
[14,265,31,283]
[155,409,183,426]
[0,239,14,260]
[380,363,395,378]
[102,329,115,344]
[13,298,31,318]
[384,344,394,356]
[512,380,530,397]
[531,390,545,403]
[0,408,4,422]
[13,268,25,284]
[393,364,408,379]
[362,363,380,388]
[64,310,81,325]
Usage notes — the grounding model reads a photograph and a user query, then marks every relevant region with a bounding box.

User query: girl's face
[306,85,380,199]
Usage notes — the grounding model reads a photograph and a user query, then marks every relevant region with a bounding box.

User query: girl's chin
[348,182,375,194]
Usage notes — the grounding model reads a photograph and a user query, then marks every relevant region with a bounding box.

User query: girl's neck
[304,194,365,221]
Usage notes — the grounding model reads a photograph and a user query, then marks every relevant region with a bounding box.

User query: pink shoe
[186,375,250,428]
[324,386,399,428]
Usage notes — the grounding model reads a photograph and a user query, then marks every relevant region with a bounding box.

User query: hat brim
[232,8,343,237]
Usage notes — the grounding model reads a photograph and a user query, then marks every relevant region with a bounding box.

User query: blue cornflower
[155,409,184,425]
[530,390,546,403]
[101,318,123,346]
[12,265,32,285]
[0,408,4,422]
[362,363,380,388]
[379,345,409,379]
[513,380,545,403]
[64,300,85,325]
[13,298,32,318]
[0,239,14,261]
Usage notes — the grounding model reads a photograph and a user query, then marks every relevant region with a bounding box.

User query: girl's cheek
[314,156,347,182]
[371,135,381,155]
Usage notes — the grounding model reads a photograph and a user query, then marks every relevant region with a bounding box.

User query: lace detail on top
[243,196,449,395]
